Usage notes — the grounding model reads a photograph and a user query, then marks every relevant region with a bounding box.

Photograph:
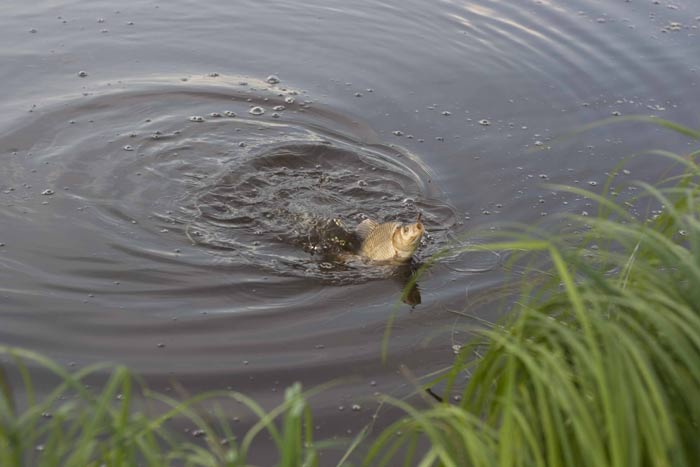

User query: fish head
[391,217,424,258]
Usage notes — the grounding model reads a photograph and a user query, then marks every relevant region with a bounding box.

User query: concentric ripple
[0,77,458,293]
[182,139,457,282]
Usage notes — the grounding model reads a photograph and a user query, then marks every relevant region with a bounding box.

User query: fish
[356,213,424,263]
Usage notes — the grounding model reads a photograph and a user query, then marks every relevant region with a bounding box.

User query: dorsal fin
[356,219,378,240]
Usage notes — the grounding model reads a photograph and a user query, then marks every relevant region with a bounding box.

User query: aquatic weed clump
[367,123,700,466]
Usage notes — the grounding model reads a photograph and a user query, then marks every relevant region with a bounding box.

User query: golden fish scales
[357,213,424,262]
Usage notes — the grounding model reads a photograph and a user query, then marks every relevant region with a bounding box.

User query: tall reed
[367,123,700,466]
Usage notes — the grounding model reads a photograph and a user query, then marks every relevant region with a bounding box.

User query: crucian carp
[356,213,424,263]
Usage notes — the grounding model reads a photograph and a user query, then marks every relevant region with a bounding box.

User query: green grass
[2,119,700,466]
[367,122,700,466]
[0,347,348,466]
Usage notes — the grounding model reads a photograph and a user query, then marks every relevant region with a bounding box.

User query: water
[1,0,699,459]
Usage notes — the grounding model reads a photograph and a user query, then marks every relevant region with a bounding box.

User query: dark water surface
[2,0,700,458]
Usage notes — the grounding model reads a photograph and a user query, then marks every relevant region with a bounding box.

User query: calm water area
[1,0,700,461]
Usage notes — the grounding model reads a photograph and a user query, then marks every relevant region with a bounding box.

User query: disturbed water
[1,0,700,459]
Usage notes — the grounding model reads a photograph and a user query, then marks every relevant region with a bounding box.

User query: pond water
[1,0,699,459]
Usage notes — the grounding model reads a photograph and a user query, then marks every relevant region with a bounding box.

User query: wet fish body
[357,214,424,263]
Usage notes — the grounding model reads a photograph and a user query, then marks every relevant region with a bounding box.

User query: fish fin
[356,219,378,240]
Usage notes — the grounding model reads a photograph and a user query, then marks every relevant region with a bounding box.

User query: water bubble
[588,181,598,186]
[209,112,222,118]
[266,75,280,84]
[127,21,134,25]
[78,71,88,78]
[611,111,622,116]
[354,92,363,97]
[97,18,105,23]
[284,96,295,104]
[441,111,451,116]
[189,115,205,122]
[392,130,404,136]
[41,189,54,196]
[249,106,265,116]
[273,105,285,111]
[224,110,237,117]
[123,145,134,151]
[208,72,219,77]
[29,28,38,33]
[352,404,361,411]
[622,169,631,175]
[479,119,491,126]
